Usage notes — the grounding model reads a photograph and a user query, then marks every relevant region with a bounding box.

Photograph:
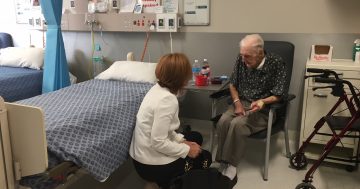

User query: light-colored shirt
[256,57,265,69]
[129,83,190,165]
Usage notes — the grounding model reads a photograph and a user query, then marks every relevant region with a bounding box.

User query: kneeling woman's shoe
[230,174,237,188]
[219,173,237,189]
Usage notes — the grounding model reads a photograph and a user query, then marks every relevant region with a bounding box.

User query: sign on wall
[184,0,210,26]
[14,0,32,24]
[141,0,161,13]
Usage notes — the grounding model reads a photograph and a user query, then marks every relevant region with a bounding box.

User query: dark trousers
[132,131,210,189]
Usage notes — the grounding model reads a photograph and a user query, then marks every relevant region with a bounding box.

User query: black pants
[132,131,211,189]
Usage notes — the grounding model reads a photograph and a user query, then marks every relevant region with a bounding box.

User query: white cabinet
[300,59,360,164]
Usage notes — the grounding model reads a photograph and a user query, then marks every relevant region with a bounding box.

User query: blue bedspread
[0,66,42,102]
[18,79,153,181]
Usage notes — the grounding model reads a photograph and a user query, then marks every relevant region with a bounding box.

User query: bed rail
[0,97,15,189]
[5,101,48,178]
[0,96,48,189]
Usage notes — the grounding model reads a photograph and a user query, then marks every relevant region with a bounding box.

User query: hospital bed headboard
[4,101,48,178]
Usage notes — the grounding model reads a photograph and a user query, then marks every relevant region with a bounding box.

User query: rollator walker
[290,68,360,189]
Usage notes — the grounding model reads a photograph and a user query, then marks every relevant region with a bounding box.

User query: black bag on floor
[170,168,236,189]
[183,149,212,171]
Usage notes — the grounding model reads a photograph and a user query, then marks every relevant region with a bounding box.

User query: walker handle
[307,68,341,79]
[314,77,338,84]
[307,68,326,73]
[315,78,360,108]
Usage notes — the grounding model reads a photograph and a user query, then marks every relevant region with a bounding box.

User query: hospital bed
[0,61,157,189]
[0,33,43,102]
[0,66,42,102]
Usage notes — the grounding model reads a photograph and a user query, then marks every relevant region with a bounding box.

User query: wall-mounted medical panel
[63,13,180,32]
[95,13,157,32]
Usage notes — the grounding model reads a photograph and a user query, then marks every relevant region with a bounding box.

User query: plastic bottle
[201,58,211,77]
[353,39,360,63]
[201,58,211,85]
[92,44,104,77]
[192,59,201,83]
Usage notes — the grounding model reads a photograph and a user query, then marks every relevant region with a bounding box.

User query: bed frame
[0,96,47,189]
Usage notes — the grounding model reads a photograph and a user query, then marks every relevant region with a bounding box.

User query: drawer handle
[314,93,328,98]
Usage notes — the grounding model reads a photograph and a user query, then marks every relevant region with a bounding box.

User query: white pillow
[95,61,157,83]
[0,47,44,70]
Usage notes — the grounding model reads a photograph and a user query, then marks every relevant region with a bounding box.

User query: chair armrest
[211,93,296,122]
[209,88,230,99]
[268,94,296,110]
[284,94,296,102]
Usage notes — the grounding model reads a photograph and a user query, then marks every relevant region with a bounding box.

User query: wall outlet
[156,13,178,32]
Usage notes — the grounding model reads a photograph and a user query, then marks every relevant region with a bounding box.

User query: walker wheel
[290,153,308,170]
[295,182,316,189]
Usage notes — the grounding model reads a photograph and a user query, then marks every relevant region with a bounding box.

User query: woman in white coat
[129,53,206,189]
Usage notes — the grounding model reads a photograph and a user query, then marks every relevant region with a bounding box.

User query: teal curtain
[40,0,70,93]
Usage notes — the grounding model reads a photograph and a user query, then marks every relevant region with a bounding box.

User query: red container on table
[195,75,208,86]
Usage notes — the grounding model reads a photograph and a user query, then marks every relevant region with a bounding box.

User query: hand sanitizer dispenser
[353,39,360,63]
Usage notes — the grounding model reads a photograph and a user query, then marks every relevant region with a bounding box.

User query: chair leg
[264,109,274,181]
[210,123,215,153]
[210,98,217,154]
[284,104,292,158]
[284,124,291,158]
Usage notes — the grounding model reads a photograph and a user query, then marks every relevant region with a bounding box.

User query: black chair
[210,41,295,181]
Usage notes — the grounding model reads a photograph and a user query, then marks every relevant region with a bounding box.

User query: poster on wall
[141,0,161,13]
[14,0,32,24]
[184,0,210,25]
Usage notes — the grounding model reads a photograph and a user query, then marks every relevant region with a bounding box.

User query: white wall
[59,0,360,33]
[182,0,360,33]
[0,0,43,47]
[0,1,16,26]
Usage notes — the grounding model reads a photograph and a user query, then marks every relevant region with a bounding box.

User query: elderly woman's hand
[233,101,246,116]
[250,100,265,112]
